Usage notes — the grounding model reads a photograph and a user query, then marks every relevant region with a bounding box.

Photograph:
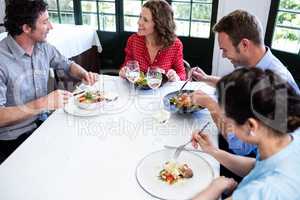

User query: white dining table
[0,75,220,200]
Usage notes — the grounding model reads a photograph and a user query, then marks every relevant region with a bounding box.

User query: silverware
[178,71,192,94]
[164,145,205,153]
[178,79,190,94]
[72,90,85,96]
[105,95,118,102]
[172,122,210,160]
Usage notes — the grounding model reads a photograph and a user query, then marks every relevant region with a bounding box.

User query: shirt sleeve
[227,133,257,155]
[46,43,73,74]
[121,35,135,69]
[0,66,7,106]
[172,39,186,80]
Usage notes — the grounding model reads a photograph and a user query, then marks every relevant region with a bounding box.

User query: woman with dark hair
[119,0,186,81]
[191,68,300,200]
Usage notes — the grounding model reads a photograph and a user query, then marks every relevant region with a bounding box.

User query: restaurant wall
[211,0,272,76]
[0,0,5,32]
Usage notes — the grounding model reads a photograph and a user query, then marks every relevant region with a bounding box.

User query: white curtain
[0,0,5,32]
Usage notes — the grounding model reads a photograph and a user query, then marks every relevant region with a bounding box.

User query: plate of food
[74,90,106,110]
[134,72,168,90]
[64,90,118,117]
[163,90,204,114]
[136,149,214,200]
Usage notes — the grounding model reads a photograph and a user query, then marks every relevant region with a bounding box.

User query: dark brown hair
[216,68,300,135]
[4,0,48,37]
[213,9,263,47]
[143,0,176,48]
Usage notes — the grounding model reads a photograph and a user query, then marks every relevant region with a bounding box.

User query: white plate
[64,97,103,117]
[136,149,214,200]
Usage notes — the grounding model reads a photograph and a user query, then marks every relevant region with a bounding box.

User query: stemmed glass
[125,60,140,95]
[146,66,163,89]
[147,67,170,124]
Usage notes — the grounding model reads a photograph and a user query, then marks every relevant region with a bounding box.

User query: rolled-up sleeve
[47,44,73,75]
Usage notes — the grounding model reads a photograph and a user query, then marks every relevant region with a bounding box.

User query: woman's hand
[191,131,217,154]
[191,89,216,111]
[119,67,128,79]
[210,176,237,196]
[167,69,180,82]
[193,176,237,200]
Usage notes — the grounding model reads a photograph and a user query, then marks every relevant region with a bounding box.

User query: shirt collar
[6,34,27,59]
[255,46,273,70]
[6,34,43,58]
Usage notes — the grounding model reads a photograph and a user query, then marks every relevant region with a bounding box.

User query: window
[271,0,300,54]
[123,0,145,32]
[172,0,213,38]
[81,0,116,31]
[46,0,75,24]
[123,0,214,38]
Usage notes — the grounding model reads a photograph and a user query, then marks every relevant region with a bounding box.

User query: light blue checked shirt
[0,35,72,140]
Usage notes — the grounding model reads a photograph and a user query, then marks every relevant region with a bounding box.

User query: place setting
[63,79,119,117]
[136,122,214,200]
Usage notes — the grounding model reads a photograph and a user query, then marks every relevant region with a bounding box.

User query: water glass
[125,60,140,83]
[146,67,163,89]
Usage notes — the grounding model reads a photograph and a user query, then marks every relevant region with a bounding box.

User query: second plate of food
[163,90,204,114]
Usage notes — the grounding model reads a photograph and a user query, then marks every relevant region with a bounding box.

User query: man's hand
[41,90,72,110]
[81,71,99,85]
[190,67,209,82]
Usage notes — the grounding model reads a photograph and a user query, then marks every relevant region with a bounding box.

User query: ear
[240,38,250,50]
[22,24,32,34]
[247,118,259,133]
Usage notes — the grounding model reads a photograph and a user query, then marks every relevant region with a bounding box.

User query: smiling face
[26,10,53,43]
[218,32,248,67]
[137,7,155,37]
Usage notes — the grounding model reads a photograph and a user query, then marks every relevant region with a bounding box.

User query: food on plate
[169,92,202,110]
[159,161,193,184]
[135,72,148,87]
[77,91,105,103]
[75,91,105,110]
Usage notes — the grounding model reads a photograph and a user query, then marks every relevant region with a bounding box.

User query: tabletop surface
[0,75,220,200]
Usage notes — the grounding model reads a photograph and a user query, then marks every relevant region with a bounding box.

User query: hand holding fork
[172,122,210,160]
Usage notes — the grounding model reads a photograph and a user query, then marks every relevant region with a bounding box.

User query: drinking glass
[125,60,140,95]
[125,60,140,83]
[146,67,163,89]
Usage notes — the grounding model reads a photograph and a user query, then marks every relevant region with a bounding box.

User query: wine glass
[125,60,140,95]
[147,67,170,124]
[146,66,163,89]
[125,60,140,83]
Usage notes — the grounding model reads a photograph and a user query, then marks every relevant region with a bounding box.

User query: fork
[172,122,210,160]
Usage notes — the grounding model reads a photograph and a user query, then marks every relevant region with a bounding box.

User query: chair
[183,59,191,79]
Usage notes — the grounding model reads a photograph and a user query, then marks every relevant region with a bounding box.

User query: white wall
[211,0,272,76]
[0,0,5,32]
